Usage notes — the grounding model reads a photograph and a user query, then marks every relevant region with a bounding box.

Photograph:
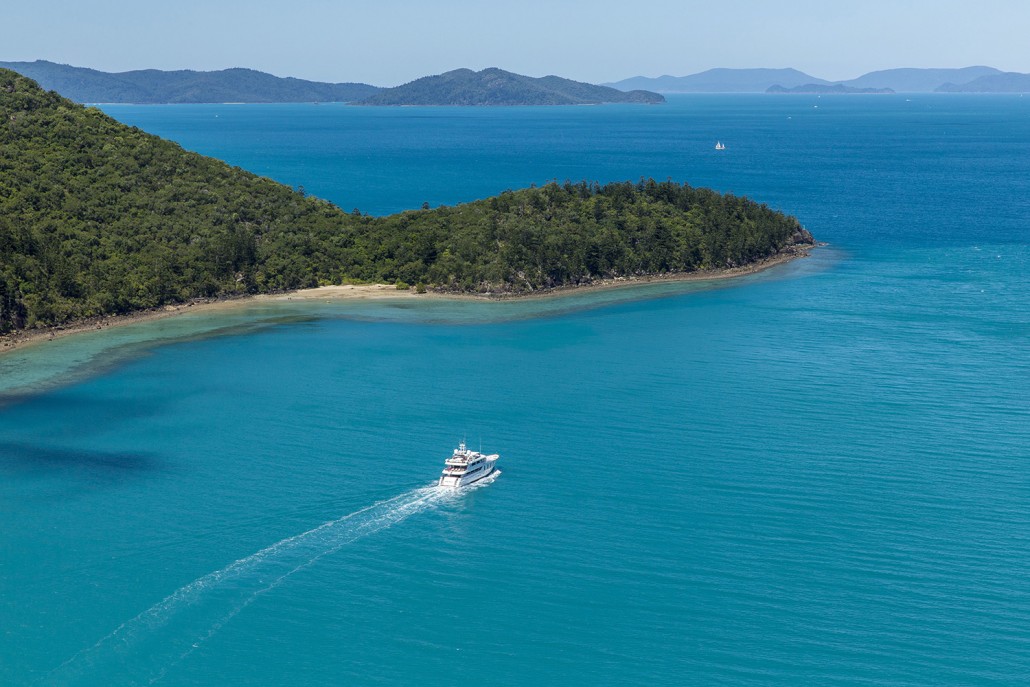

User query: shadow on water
[0,385,168,417]
[0,441,163,477]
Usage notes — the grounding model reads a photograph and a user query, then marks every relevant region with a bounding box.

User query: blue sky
[6,0,1029,85]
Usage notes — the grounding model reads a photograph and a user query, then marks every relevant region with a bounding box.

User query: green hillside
[0,68,811,333]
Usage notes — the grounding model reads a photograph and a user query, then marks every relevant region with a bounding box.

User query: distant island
[766,83,894,94]
[935,72,1030,93]
[7,60,1025,106]
[606,66,1020,93]
[840,67,1000,93]
[607,68,831,94]
[0,68,808,335]
[0,60,380,103]
[353,68,664,106]
[0,61,663,106]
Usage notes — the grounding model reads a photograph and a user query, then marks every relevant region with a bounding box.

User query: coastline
[487,247,811,301]
[0,246,815,356]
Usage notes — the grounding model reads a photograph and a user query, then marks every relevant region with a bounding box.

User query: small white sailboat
[438,441,500,488]
[715,141,726,150]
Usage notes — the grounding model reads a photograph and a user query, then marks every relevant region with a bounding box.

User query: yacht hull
[438,458,498,488]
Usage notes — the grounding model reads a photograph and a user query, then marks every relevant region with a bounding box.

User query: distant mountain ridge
[609,66,1024,93]
[355,68,664,106]
[606,68,829,93]
[8,60,1026,104]
[0,61,663,107]
[936,72,1030,93]
[767,84,894,95]
[0,60,380,103]
[840,66,1000,92]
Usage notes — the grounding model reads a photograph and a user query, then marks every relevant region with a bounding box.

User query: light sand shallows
[0,248,812,354]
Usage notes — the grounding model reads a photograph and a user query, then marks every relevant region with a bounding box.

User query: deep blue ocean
[1,95,1028,685]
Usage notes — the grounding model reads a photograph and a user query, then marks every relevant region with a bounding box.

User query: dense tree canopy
[0,69,812,333]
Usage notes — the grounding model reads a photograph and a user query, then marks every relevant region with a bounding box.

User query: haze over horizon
[5,0,1030,86]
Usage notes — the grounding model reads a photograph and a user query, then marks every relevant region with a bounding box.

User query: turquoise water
[2,96,1029,685]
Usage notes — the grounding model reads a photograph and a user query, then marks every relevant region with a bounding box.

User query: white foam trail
[41,480,489,686]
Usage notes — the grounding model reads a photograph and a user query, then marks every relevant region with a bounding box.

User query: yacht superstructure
[438,441,499,488]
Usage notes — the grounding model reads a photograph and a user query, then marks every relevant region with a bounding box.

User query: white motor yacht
[438,441,499,488]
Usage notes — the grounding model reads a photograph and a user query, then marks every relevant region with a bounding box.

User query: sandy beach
[0,247,813,355]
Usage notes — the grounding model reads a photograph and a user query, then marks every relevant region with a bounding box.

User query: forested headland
[0,68,813,334]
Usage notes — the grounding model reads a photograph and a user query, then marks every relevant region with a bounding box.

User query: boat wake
[42,479,493,686]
